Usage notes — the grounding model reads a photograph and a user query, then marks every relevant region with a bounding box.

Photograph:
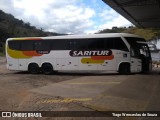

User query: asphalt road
[0,56,160,120]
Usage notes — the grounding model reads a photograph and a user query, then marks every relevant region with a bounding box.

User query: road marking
[63,82,121,85]
[39,98,92,103]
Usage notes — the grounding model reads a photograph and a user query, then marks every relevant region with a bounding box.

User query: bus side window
[8,41,21,51]
[34,41,42,51]
[34,41,50,51]
[104,38,114,49]
[76,39,88,50]
[51,40,59,50]
[114,38,129,51]
[96,38,105,50]
[69,40,77,50]
[104,38,129,51]
[42,41,51,51]
[51,39,70,50]
[21,41,34,51]
[89,38,105,50]
[87,39,98,50]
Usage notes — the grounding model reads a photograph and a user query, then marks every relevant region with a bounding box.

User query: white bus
[6,33,152,74]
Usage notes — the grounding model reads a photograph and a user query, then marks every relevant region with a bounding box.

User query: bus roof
[7,33,142,41]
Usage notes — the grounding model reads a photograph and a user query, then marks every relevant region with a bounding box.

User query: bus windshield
[125,37,151,58]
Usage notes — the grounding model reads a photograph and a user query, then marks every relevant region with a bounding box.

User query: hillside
[98,27,160,41]
[0,10,65,55]
[0,10,62,43]
[1,8,160,42]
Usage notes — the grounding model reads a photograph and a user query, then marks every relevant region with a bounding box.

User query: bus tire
[119,63,130,75]
[28,63,40,74]
[42,63,53,75]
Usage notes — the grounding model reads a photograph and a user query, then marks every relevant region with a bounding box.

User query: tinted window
[96,39,105,49]
[75,39,89,50]
[21,40,34,51]
[77,38,129,51]
[69,39,77,50]
[104,38,128,51]
[8,38,128,51]
[51,39,70,50]
[87,39,98,50]
[114,38,129,51]
[74,38,105,50]
[75,38,128,51]
[8,41,21,50]
[50,38,128,51]
[34,40,50,51]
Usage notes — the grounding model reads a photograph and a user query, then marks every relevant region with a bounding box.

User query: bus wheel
[119,63,130,75]
[42,63,53,75]
[28,63,39,74]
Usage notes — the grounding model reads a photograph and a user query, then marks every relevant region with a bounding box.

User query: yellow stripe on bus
[81,58,104,64]
[7,47,32,59]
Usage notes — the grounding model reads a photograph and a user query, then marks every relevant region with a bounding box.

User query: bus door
[125,37,152,73]
[138,43,152,73]
[130,47,142,72]
[130,57,141,72]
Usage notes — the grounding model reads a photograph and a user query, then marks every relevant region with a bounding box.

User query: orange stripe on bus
[22,51,42,56]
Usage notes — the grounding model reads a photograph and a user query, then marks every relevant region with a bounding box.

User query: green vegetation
[0,10,63,56]
[0,10,61,40]
[98,26,160,41]
[0,42,5,56]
